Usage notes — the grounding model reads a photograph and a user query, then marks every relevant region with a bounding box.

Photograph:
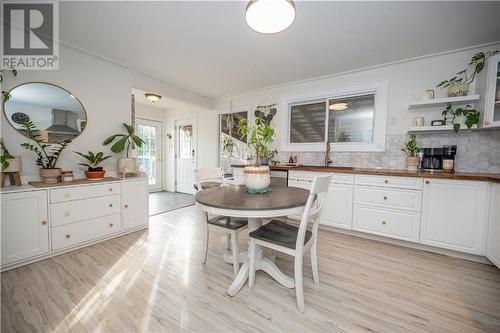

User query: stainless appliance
[419,145,457,173]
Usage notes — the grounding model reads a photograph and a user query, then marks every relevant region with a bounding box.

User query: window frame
[283,81,388,152]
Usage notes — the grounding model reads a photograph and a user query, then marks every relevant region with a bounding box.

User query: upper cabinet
[478,53,500,128]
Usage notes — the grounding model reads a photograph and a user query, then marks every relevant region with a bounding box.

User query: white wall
[215,43,500,153]
[1,45,213,180]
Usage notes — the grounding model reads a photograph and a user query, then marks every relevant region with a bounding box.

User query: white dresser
[1,178,149,271]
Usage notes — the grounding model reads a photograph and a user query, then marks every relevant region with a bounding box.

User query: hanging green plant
[442,104,480,132]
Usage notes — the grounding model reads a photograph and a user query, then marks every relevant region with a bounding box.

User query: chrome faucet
[324,141,333,166]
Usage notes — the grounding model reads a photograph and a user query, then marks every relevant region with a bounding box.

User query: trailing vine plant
[442,104,480,133]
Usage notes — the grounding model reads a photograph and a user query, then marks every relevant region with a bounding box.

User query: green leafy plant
[401,135,422,157]
[222,136,234,154]
[20,121,71,169]
[442,104,480,132]
[74,151,110,171]
[103,123,144,157]
[1,138,15,170]
[254,103,277,125]
[238,116,275,166]
[0,69,17,102]
[437,50,498,88]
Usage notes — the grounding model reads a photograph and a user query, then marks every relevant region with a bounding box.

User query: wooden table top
[195,185,309,211]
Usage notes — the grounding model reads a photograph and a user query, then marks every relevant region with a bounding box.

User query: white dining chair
[248,174,332,313]
[194,167,248,277]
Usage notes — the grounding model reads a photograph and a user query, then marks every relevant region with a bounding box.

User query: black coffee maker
[419,145,457,172]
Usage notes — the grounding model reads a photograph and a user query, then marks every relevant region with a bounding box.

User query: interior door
[136,118,162,192]
[175,118,196,194]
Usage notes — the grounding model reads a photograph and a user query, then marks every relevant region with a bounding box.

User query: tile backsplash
[278,131,500,173]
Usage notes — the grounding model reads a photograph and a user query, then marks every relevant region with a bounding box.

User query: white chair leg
[201,212,209,264]
[249,239,256,288]
[311,240,319,284]
[294,253,305,313]
[231,230,240,277]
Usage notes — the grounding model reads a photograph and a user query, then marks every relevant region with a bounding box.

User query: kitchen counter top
[231,164,500,184]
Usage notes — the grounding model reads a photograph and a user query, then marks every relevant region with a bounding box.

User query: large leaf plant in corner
[103,123,145,157]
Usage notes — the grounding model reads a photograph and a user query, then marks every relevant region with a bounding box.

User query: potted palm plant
[20,121,70,183]
[238,116,275,192]
[74,151,111,180]
[401,135,422,171]
[103,123,144,176]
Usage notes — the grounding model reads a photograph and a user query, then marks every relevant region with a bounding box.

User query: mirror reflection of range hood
[45,109,80,134]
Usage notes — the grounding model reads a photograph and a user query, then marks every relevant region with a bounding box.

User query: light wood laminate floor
[2,206,500,333]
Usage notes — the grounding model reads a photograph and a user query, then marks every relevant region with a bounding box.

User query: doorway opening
[136,118,163,192]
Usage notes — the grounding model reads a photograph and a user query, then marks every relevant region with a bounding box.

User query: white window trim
[282,81,388,152]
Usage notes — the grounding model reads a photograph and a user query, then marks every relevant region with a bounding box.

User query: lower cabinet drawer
[51,195,120,227]
[52,214,121,251]
[353,205,421,242]
[354,186,422,211]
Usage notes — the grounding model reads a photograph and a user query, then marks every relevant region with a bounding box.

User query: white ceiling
[61,1,500,98]
[132,88,197,111]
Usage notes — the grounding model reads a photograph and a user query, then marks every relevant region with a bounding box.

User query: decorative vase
[117,157,138,176]
[244,166,271,191]
[447,83,469,97]
[85,170,106,180]
[39,168,61,184]
[2,156,22,173]
[406,157,420,171]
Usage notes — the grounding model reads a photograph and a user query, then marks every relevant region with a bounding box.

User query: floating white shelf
[407,124,478,134]
[408,95,480,110]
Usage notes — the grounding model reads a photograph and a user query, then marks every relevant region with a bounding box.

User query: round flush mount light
[329,102,349,111]
[245,0,296,34]
[145,93,161,103]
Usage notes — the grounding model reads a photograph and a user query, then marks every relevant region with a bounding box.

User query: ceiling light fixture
[329,103,348,111]
[245,0,296,34]
[145,93,161,103]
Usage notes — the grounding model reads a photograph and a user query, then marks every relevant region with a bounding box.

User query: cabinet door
[122,180,149,230]
[483,53,500,128]
[487,183,500,268]
[1,191,49,266]
[321,184,353,229]
[420,179,488,254]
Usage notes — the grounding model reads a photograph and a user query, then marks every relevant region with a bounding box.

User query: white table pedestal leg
[226,218,294,296]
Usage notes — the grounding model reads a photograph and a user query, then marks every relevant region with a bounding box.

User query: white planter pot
[244,166,271,190]
[406,156,420,171]
[117,157,138,175]
[2,156,21,173]
[447,83,469,97]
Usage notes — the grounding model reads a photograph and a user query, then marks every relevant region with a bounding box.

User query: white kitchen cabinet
[320,183,353,229]
[487,183,500,268]
[420,178,488,255]
[122,179,149,230]
[1,191,49,265]
[478,53,500,128]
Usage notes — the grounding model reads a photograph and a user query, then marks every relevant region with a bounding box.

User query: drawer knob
[64,192,70,198]
[64,211,70,217]
[65,234,71,239]
[109,203,113,208]
[41,220,47,225]
[383,196,387,200]
[425,180,430,184]
[109,223,114,227]
[381,220,387,225]
[125,204,129,208]
[384,180,388,184]
[109,187,113,192]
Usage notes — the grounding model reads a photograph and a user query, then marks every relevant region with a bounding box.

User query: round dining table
[195,185,310,296]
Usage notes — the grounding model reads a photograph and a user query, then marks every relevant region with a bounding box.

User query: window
[286,82,387,152]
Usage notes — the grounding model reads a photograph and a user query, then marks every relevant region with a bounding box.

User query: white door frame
[136,117,163,192]
[174,115,198,193]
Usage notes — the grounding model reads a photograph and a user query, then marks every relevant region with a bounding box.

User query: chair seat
[249,220,312,249]
[194,181,222,191]
[208,216,248,230]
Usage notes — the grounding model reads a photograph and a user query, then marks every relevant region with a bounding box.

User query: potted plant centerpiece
[401,135,422,171]
[20,121,71,183]
[103,123,144,176]
[238,116,275,192]
[74,151,111,180]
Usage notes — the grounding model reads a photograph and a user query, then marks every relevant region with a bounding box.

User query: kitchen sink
[300,165,355,170]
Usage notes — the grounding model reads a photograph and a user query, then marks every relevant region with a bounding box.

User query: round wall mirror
[3,82,87,143]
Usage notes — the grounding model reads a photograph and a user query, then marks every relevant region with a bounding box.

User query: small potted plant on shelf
[74,151,111,180]
[238,116,275,192]
[103,123,144,176]
[20,121,71,183]
[401,135,422,171]
[442,104,480,132]
[437,50,498,97]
